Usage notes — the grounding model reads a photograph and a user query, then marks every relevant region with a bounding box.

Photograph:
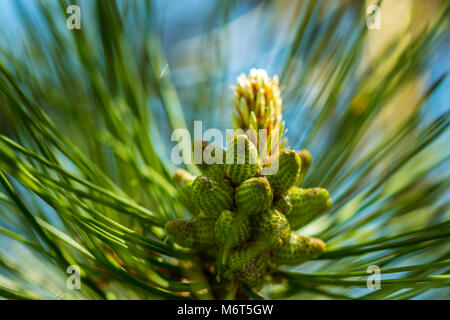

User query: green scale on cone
[165,218,217,249]
[296,149,312,186]
[235,254,266,286]
[215,210,251,248]
[228,241,265,271]
[234,177,272,215]
[271,233,326,266]
[276,187,331,230]
[265,149,302,194]
[255,209,291,248]
[191,175,234,218]
[225,134,261,185]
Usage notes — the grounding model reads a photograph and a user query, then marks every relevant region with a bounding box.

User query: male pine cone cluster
[166,137,331,287]
[166,69,331,288]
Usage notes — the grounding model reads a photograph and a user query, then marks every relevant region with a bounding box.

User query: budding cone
[225,134,261,185]
[235,177,273,215]
[165,218,216,249]
[278,187,331,230]
[255,209,290,249]
[231,69,287,158]
[265,149,301,194]
[173,169,199,215]
[215,210,251,248]
[192,176,234,218]
[192,140,226,180]
[271,233,326,266]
